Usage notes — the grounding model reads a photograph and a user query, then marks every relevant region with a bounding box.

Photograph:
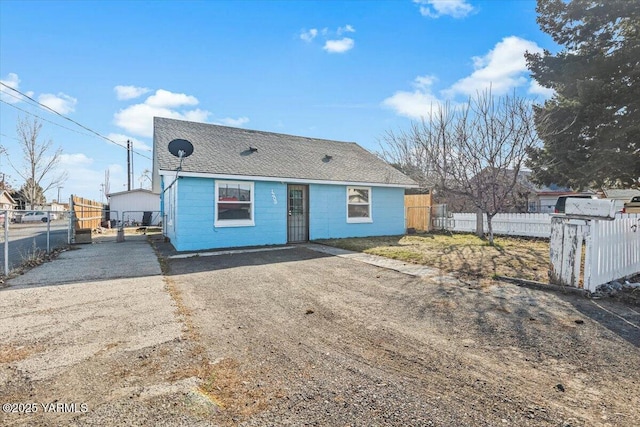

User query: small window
[347,187,372,223]
[215,181,254,227]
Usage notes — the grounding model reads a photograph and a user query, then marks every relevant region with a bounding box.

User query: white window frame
[346,186,373,223]
[214,180,255,227]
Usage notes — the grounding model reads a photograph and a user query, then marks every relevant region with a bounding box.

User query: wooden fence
[405,194,433,232]
[71,195,103,231]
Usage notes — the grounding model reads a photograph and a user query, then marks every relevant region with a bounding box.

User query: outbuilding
[152,117,417,251]
[107,189,160,226]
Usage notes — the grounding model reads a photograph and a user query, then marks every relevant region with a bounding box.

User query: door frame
[287,184,309,243]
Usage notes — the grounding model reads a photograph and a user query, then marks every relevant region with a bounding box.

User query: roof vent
[323,154,333,162]
[249,146,258,153]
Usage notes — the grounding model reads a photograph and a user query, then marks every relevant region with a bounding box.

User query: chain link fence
[0,209,71,276]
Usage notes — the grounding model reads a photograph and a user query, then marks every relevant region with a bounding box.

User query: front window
[347,187,372,223]
[215,181,254,227]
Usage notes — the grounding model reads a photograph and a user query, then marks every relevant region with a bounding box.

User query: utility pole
[127,139,131,191]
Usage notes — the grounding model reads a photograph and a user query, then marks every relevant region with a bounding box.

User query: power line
[1,100,98,141]
[0,132,21,142]
[0,83,152,160]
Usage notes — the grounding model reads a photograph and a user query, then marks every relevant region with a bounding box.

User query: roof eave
[158,169,418,189]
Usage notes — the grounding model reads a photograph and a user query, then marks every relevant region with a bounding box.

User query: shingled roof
[153,117,416,187]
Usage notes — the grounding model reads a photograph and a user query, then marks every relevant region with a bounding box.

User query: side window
[347,187,372,223]
[215,181,255,227]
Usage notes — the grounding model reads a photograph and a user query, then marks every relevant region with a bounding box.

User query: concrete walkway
[0,234,197,426]
[303,243,461,285]
[7,234,162,288]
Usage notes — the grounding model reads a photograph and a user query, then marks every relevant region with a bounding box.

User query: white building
[107,189,160,226]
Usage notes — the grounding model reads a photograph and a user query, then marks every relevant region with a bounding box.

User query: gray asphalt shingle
[153,117,416,186]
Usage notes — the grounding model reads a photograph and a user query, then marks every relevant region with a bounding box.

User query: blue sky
[0,0,557,203]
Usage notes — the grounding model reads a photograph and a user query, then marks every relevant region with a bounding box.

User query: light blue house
[152,117,417,251]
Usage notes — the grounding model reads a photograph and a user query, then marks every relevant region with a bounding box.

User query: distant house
[107,189,161,226]
[0,190,16,211]
[527,184,595,213]
[152,117,417,251]
[44,200,67,212]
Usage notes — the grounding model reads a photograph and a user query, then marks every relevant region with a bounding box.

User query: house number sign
[271,189,278,204]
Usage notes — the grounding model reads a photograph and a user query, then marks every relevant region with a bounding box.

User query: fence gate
[405,194,433,232]
[549,200,640,292]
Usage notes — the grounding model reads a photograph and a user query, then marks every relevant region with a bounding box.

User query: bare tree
[381,90,538,244]
[7,117,67,210]
[138,169,152,190]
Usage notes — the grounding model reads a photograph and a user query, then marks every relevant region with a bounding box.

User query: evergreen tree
[19,178,46,209]
[526,0,640,189]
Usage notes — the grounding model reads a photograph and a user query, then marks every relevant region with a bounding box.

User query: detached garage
[108,189,161,226]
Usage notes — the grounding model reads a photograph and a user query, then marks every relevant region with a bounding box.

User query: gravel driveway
[2,237,638,426]
[166,246,640,427]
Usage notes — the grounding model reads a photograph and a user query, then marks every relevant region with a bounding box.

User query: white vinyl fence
[433,213,552,238]
[434,212,639,291]
[584,216,640,291]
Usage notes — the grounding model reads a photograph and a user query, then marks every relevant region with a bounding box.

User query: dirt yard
[1,238,638,426]
[316,233,550,282]
[165,246,640,427]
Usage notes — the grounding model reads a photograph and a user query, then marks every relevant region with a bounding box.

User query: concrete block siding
[308,184,405,240]
[163,176,405,251]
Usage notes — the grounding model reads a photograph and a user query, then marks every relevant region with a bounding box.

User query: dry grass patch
[316,233,549,281]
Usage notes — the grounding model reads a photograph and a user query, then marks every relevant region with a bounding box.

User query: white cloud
[214,117,250,127]
[0,73,21,103]
[107,133,152,152]
[337,24,355,35]
[445,36,543,97]
[415,0,475,18]
[59,153,94,167]
[383,36,546,118]
[114,85,150,100]
[300,28,318,42]
[145,89,199,108]
[528,80,555,99]
[382,75,446,119]
[323,38,355,53]
[113,89,211,137]
[0,72,34,103]
[301,26,356,54]
[38,92,77,114]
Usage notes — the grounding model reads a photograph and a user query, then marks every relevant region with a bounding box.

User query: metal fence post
[3,210,8,276]
[68,196,74,245]
[46,211,51,253]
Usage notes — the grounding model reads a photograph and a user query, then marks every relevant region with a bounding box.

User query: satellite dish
[168,139,194,159]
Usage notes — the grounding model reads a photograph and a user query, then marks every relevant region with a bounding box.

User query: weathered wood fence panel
[405,194,432,232]
[549,218,587,287]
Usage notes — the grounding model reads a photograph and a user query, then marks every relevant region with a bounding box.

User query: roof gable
[0,190,16,205]
[153,117,416,187]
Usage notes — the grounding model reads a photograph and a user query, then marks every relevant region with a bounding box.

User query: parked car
[554,195,597,214]
[623,196,640,214]
[20,211,57,223]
